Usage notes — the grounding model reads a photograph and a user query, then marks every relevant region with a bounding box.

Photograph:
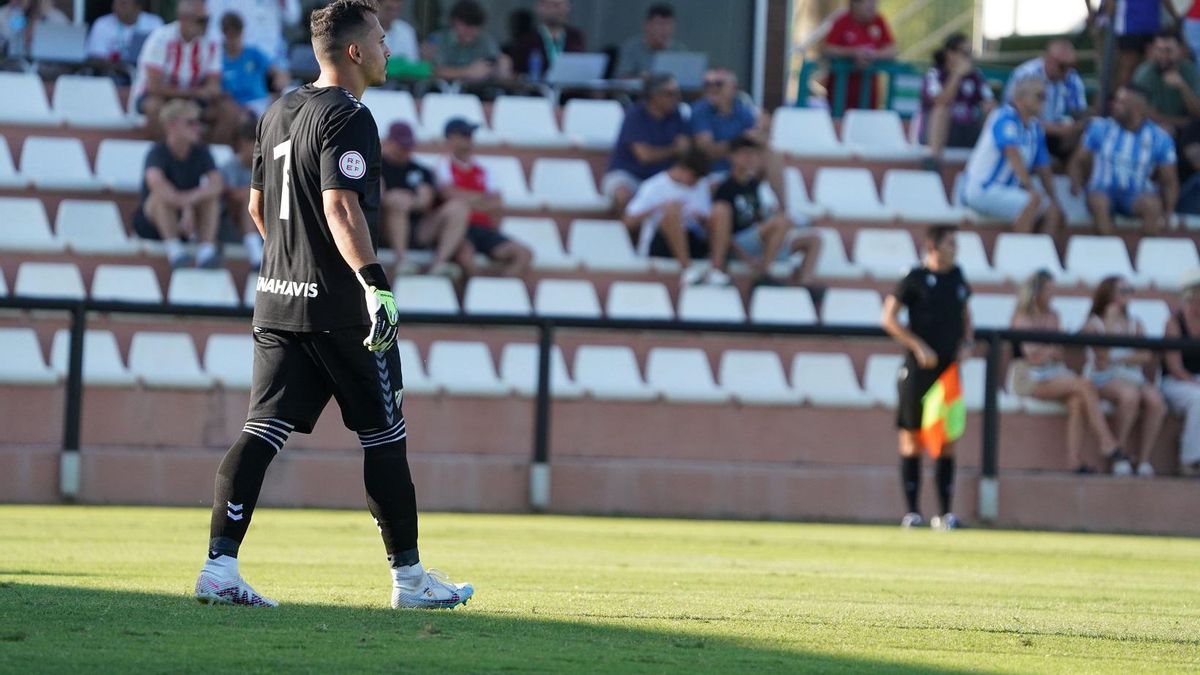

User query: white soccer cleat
[195,569,278,607]
[900,512,925,528]
[930,513,961,530]
[392,568,474,609]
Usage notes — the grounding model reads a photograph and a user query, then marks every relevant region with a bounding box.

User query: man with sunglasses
[604,72,689,217]
[690,68,766,177]
[1004,40,1089,163]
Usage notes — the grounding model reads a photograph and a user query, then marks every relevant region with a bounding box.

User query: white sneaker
[704,268,732,286]
[900,512,924,528]
[1137,461,1155,477]
[930,513,960,530]
[392,568,474,609]
[680,265,707,287]
[195,569,278,607]
[1112,458,1134,476]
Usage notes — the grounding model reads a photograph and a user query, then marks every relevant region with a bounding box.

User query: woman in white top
[1080,276,1166,477]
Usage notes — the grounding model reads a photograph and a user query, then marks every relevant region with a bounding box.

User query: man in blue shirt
[220,12,287,117]
[603,73,689,216]
[689,68,763,175]
[1004,40,1089,162]
[1069,84,1178,233]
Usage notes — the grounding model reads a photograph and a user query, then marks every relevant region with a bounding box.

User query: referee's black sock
[901,455,921,514]
[935,456,956,515]
[359,421,420,568]
[208,418,292,558]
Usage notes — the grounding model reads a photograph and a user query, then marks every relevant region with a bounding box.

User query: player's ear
[347,42,363,65]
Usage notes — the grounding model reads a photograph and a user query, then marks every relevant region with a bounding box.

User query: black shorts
[648,228,709,259]
[1117,33,1154,54]
[132,208,190,241]
[247,326,405,434]
[465,225,510,257]
[896,355,953,431]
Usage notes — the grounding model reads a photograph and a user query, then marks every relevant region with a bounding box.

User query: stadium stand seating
[1129,298,1171,337]
[960,358,1021,412]
[813,167,892,220]
[811,227,866,279]
[841,110,923,160]
[782,167,826,219]
[560,99,624,151]
[128,331,213,389]
[15,261,85,299]
[1064,235,1145,288]
[167,269,239,307]
[852,228,918,279]
[52,74,136,129]
[1049,174,1091,227]
[0,265,7,296]
[499,343,583,398]
[1049,295,1092,332]
[955,230,1006,284]
[463,277,533,315]
[49,329,135,386]
[572,345,657,401]
[30,22,88,65]
[56,199,140,255]
[748,286,817,325]
[820,288,883,326]
[0,72,59,126]
[790,352,873,407]
[0,197,62,252]
[529,159,609,212]
[882,170,967,225]
[90,264,162,304]
[427,341,511,396]
[863,353,904,406]
[0,327,58,385]
[992,233,1072,284]
[500,216,578,268]
[20,136,103,191]
[969,293,1018,330]
[394,275,460,314]
[395,340,438,394]
[1136,238,1199,290]
[769,107,850,157]
[646,347,730,403]
[491,96,571,148]
[606,281,675,320]
[0,137,26,188]
[359,88,424,139]
[419,93,497,144]
[203,334,254,389]
[242,273,257,308]
[677,286,746,322]
[567,220,648,272]
[718,350,802,405]
[474,155,540,209]
[533,279,602,318]
[94,139,154,193]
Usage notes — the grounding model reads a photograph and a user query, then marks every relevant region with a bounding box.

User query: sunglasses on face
[703,79,725,88]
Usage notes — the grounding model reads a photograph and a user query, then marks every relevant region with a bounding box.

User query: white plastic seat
[568,219,648,272]
[1008,364,1068,415]
[427,341,510,396]
[15,262,84,299]
[30,21,87,64]
[534,279,601,318]
[396,339,438,394]
[203,334,253,389]
[853,229,918,280]
[52,74,135,129]
[562,99,624,150]
[970,293,1017,330]
[955,230,1005,284]
[128,331,213,388]
[0,72,58,125]
[0,197,62,252]
[749,286,817,325]
[573,345,655,400]
[812,227,865,279]
[530,159,608,212]
[463,277,532,315]
[209,144,234,169]
[960,357,1021,412]
[419,93,496,144]
[677,286,746,322]
[19,136,102,191]
[646,347,729,403]
[782,166,826,219]
[0,266,6,296]
[1064,235,1144,287]
[820,288,882,326]
[359,88,424,139]
[499,217,576,269]
[499,343,583,398]
[167,269,239,307]
[813,167,893,220]
[1129,298,1170,338]
[1136,238,1200,291]
[94,139,154,193]
[606,281,674,320]
[91,264,162,304]
[770,107,850,158]
[842,110,923,160]
[55,199,139,255]
[992,233,1072,285]
[882,169,967,224]
[475,155,539,209]
[243,272,257,308]
[719,350,801,405]
[0,136,26,188]
[0,328,57,385]
[863,353,904,406]
[50,329,135,386]
[393,275,459,314]
[1050,295,1092,333]
[791,352,873,407]
[491,96,570,147]
[1050,174,1092,227]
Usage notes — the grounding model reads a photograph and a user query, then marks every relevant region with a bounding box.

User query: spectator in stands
[85,0,163,67]
[219,120,262,271]
[1101,0,1180,89]
[1068,84,1178,234]
[1133,32,1200,138]
[603,73,688,217]
[1081,276,1165,477]
[1185,0,1200,68]
[133,99,224,270]
[205,0,300,67]
[0,0,66,58]
[423,0,513,82]
[626,148,722,286]
[220,12,286,119]
[1161,268,1200,476]
[381,122,472,276]
[918,33,995,168]
[378,0,419,62]
[1010,269,1127,474]
[614,3,685,79]
[819,0,897,111]
[435,118,532,277]
[962,78,1064,234]
[509,0,585,78]
[710,138,822,286]
[690,68,768,176]
[1004,39,1089,163]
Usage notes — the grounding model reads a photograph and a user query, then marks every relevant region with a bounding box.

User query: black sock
[901,455,921,514]
[935,456,956,515]
[359,421,419,568]
[207,419,292,558]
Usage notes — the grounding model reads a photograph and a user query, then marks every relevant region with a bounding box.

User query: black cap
[444,117,478,138]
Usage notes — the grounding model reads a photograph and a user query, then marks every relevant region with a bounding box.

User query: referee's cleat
[194,569,278,607]
[392,568,474,609]
[930,513,960,530]
[900,512,925,528]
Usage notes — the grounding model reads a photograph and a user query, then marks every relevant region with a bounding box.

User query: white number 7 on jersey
[273,139,293,221]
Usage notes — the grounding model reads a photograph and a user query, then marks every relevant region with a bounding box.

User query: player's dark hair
[310,0,379,61]
[925,224,957,247]
[643,72,677,96]
[220,11,243,34]
[646,3,674,20]
[677,147,710,178]
[728,136,762,153]
[1122,82,1152,101]
[449,0,486,27]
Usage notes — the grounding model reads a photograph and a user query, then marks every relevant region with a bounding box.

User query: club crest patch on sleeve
[339,151,366,179]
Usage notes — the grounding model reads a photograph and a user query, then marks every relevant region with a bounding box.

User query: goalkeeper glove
[357,263,399,352]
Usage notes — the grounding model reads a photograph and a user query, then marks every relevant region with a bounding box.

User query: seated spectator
[918,33,994,166]
[614,3,685,79]
[1133,31,1200,139]
[423,0,512,82]
[1081,276,1165,477]
[819,0,897,111]
[435,118,532,277]
[1105,0,1179,89]
[510,0,585,77]
[961,78,1063,234]
[0,0,66,58]
[380,122,471,275]
[710,138,822,285]
[378,0,419,62]
[1161,268,1200,476]
[85,0,164,67]
[1010,270,1126,474]
[132,99,225,270]
[690,68,767,176]
[205,0,300,67]
[219,120,262,271]
[220,13,286,118]
[603,73,688,217]
[1004,39,1089,163]
[1068,84,1177,234]
[1186,0,1200,68]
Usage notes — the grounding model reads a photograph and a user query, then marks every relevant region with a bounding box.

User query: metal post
[60,302,86,500]
[529,321,554,511]
[978,332,1001,522]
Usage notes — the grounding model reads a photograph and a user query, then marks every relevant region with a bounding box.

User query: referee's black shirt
[892,265,971,362]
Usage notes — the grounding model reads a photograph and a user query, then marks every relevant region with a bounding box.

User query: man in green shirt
[1133,30,1200,136]
[422,0,511,81]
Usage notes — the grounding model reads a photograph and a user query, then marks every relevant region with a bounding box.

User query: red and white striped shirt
[131,22,222,101]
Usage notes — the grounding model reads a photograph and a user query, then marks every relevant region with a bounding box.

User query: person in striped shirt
[1003,40,1090,162]
[1068,83,1178,234]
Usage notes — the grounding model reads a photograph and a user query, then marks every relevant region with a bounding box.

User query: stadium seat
[863,353,903,406]
[203,334,253,389]
[790,353,873,407]
[718,350,801,405]
[0,72,58,126]
[243,272,257,308]
[30,21,87,64]
[0,197,63,252]
[55,199,139,255]
[529,159,609,212]
[395,340,438,394]
[94,139,154,193]
[960,358,1020,412]
[394,275,459,314]
[50,328,135,386]
[91,264,162,304]
[573,345,656,401]
[463,277,532,315]
[561,99,624,150]
[128,331,213,389]
[0,265,7,296]
[51,74,135,129]
[568,220,649,272]
[645,347,729,403]
[678,286,745,322]
[475,155,539,209]
[853,229,918,280]
[1129,298,1170,338]
[955,230,1006,284]
[0,327,57,385]
[209,144,234,169]
[167,269,239,307]
[499,343,583,398]
[1064,235,1145,288]
[427,341,511,396]
[19,136,102,191]
[748,286,817,325]
[881,170,967,225]
[812,167,893,221]
[1050,295,1092,332]
[770,108,850,158]
[820,288,882,326]
[1007,364,1068,415]
[359,88,424,139]
[812,227,865,279]
[782,167,826,219]
[499,217,577,269]
[1049,175,1092,227]
[419,93,497,144]
[0,136,26,188]
[606,281,674,320]
[15,262,84,299]
[1135,238,1200,290]
[534,279,601,318]
[841,110,923,160]
[992,233,1072,285]
[491,96,570,147]
[970,293,1017,330]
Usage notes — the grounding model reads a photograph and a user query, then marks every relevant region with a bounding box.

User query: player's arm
[1068,143,1092,194]
[248,187,265,238]
[145,167,184,206]
[881,294,936,368]
[1004,145,1036,191]
[184,169,224,203]
[414,182,436,211]
[144,67,203,100]
[630,141,679,165]
[1158,161,1180,222]
[324,189,398,352]
[960,304,975,360]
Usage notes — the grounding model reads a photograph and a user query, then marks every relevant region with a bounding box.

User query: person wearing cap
[1161,268,1200,476]
[434,118,532,277]
[381,122,472,275]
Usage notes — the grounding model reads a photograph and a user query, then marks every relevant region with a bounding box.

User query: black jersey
[250,84,382,332]
[892,264,971,361]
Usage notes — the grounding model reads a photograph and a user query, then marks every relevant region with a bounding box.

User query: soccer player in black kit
[881,225,974,531]
[194,0,472,609]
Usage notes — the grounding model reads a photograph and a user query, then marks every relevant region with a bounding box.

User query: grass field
[1,506,1198,674]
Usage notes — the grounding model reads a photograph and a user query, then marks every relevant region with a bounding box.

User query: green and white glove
[357,263,399,352]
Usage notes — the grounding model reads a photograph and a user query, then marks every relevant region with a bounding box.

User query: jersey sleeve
[891,272,918,307]
[1082,118,1105,152]
[1067,71,1087,111]
[320,107,378,194]
[991,110,1022,149]
[196,146,217,175]
[1155,130,1178,165]
[690,183,712,218]
[1032,125,1050,169]
[433,158,454,188]
[712,180,735,206]
[250,116,264,190]
[625,177,664,218]
[201,39,222,77]
[689,103,714,137]
[875,17,895,48]
[143,144,169,174]
[85,16,112,58]
[139,29,167,72]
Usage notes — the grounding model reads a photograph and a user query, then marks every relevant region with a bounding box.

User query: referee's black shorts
[896,354,953,431]
[247,326,405,434]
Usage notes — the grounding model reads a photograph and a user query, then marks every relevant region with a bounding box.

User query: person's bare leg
[1099,380,1140,449]
[493,241,532,277]
[427,200,470,268]
[613,184,634,224]
[706,209,732,273]
[1137,385,1168,464]
[1132,193,1164,234]
[195,196,220,244]
[926,104,951,160]
[1040,203,1064,238]
[1012,191,1043,233]
[455,240,478,277]
[1087,192,1116,235]
[790,232,823,284]
[1065,394,1085,468]
[1032,376,1119,462]
[756,214,790,276]
[145,192,181,240]
[381,190,413,265]
[656,202,692,268]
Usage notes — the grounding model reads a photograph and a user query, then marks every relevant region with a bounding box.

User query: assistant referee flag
[920,362,966,457]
